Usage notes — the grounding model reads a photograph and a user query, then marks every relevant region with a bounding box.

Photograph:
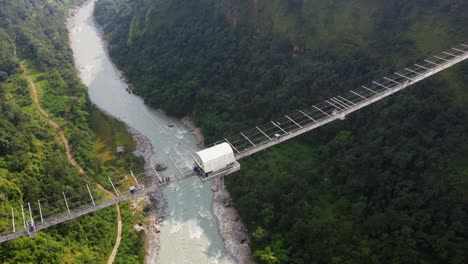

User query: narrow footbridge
[1,44,467,243]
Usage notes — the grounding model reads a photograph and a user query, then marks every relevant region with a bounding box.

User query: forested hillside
[94,0,467,263]
[0,0,144,262]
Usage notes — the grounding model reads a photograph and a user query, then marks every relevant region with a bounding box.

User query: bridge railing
[1,44,467,243]
[0,167,196,243]
[210,44,468,159]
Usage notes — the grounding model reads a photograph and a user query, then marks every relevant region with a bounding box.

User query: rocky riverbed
[180,118,252,263]
[126,126,164,262]
[69,1,252,262]
[212,178,253,264]
[181,116,205,146]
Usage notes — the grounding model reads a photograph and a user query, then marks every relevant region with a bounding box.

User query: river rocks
[223,197,232,207]
[181,116,205,147]
[212,178,253,263]
[133,223,144,231]
[239,232,248,244]
[155,163,167,171]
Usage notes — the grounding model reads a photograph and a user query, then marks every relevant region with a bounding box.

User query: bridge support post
[27,202,36,238]
[12,208,15,233]
[21,204,26,229]
[38,200,44,224]
[224,138,240,154]
[86,184,96,206]
[26,202,37,238]
[27,203,34,229]
[151,164,163,184]
[108,177,120,197]
[63,192,71,215]
[130,170,142,190]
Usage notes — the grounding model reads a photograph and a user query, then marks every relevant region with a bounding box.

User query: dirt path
[22,62,123,263]
[96,183,123,264]
[108,205,122,264]
[21,62,85,174]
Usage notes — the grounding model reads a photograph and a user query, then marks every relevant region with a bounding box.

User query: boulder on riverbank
[181,116,205,147]
[155,163,167,171]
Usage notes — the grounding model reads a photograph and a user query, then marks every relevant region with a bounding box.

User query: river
[68,1,236,263]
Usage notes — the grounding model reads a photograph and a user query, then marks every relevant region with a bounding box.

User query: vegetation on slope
[0,0,144,262]
[94,0,467,263]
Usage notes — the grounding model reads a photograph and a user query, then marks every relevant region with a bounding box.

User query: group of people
[160,177,171,184]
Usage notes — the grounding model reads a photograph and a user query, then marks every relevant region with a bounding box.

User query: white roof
[196,143,233,163]
[194,143,235,173]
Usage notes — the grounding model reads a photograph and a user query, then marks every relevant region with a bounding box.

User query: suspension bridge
[1,44,467,243]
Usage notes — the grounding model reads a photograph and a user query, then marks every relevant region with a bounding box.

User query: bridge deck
[0,171,194,243]
[1,44,467,243]
[213,44,468,159]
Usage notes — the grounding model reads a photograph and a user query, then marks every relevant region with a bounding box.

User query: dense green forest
[95,0,468,263]
[0,0,144,262]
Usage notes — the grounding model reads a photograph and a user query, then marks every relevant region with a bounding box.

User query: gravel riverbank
[126,126,164,263]
[181,116,205,147]
[213,179,253,264]
[70,1,251,262]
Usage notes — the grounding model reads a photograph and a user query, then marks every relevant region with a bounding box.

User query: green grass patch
[114,201,145,264]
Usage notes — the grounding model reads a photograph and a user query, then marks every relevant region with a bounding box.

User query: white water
[68,1,235,263]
